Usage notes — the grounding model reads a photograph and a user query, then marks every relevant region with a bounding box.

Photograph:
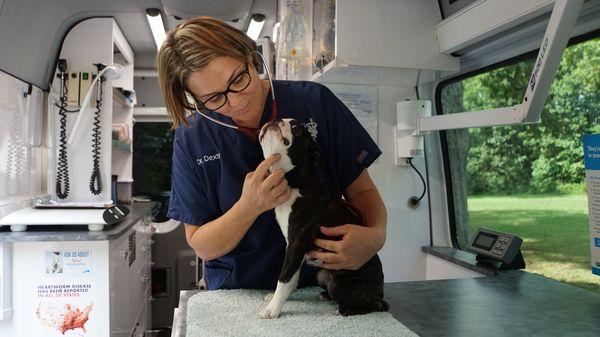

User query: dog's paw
[318,291,331,301]
[263,293,274,302]
[338,307,352,316]
[259,304,281,319]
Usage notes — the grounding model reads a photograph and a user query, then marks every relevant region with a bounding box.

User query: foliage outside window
[132,122,174,221]
[132,123,174,195]
[441,38,599,292]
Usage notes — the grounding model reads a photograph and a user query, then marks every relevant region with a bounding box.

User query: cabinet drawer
[109,218,153,335]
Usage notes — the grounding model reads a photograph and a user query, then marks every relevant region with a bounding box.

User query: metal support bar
[522,0,584,122]
[418,105,525,132]
[418,0,583,132]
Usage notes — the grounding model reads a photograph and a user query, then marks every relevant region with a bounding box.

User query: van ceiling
[0,0,276,90]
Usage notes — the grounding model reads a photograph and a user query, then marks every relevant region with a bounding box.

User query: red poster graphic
[36,303,94,335]
[35,283,95,335]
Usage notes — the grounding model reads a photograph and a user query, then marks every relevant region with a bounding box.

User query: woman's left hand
[306,225,385,270]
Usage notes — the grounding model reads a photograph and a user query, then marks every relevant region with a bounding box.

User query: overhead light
[247,14,265,40]
[272,22,281,43]
[146,8,166,49]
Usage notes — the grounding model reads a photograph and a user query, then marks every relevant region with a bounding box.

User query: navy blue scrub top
[168,80,382,290]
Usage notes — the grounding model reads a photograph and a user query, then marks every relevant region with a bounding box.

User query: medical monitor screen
[472,232,497,251]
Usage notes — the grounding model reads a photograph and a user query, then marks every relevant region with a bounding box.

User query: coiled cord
[89,75,104,195]
[6,97,25,195]
[55,64,70,199]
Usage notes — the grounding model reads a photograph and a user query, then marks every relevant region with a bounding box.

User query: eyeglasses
[195,64,252,111]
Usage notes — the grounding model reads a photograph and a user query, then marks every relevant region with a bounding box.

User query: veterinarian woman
[158,16,387,290]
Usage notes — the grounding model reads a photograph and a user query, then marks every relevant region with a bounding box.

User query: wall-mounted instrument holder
[46,18,134,208]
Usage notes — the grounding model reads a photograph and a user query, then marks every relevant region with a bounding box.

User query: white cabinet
[109,218,153,337]
[332,0,459,72]
[0,212,153,337]
[0,243,11,320]
[275,0,460,81]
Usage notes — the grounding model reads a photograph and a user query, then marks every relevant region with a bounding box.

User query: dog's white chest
[274,188,301,243]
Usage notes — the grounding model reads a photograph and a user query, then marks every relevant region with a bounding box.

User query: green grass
[468,194,600,293]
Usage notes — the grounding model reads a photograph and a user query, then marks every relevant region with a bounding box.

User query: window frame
[435,28,600,249]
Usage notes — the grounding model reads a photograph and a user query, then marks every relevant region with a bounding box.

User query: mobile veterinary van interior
[0,0,599,336]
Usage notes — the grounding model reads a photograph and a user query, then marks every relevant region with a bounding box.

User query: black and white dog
[258,118,388,319]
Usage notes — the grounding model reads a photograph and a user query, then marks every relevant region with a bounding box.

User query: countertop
[385,270,600,337]
[172,249,600,337]
[422,245,497,276]
[0,202,155,242]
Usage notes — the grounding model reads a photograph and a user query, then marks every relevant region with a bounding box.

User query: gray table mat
[185,287,418,337]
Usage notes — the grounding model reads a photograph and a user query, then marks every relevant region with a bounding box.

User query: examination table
[171,247,600,337]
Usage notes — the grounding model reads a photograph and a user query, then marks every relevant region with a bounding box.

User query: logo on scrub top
[196,153,221,165]
[302,118,318,142]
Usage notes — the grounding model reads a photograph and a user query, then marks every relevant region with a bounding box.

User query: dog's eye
[282,138,290,146]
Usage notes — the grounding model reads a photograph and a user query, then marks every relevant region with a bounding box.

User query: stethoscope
[192,51,277,134]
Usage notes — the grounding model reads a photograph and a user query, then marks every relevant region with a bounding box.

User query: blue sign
[583,134,600,170]
[584,134,600,277]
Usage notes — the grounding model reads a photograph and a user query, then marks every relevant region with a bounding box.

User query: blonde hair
[157,16,261,128]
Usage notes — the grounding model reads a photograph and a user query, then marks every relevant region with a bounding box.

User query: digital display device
[472,232,498,250]
[468,228,523,266]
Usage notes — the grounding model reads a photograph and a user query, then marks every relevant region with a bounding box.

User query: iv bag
[312,0,335,72]
[278,0,310,76]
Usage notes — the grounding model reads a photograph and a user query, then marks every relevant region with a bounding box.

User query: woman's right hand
[238,154,291,217]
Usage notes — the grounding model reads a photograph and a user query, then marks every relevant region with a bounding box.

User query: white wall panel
[0,71,43,213]
[320,67,441,282]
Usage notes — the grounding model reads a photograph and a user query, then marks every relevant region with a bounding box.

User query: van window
[440,36,600,292]
[132,122,174,220]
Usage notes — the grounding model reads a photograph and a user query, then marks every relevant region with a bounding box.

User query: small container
[116,178,134,204]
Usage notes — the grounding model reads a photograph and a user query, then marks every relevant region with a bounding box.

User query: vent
[128,231,136,267]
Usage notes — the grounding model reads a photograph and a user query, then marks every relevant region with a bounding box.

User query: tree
[447,38,600,194]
